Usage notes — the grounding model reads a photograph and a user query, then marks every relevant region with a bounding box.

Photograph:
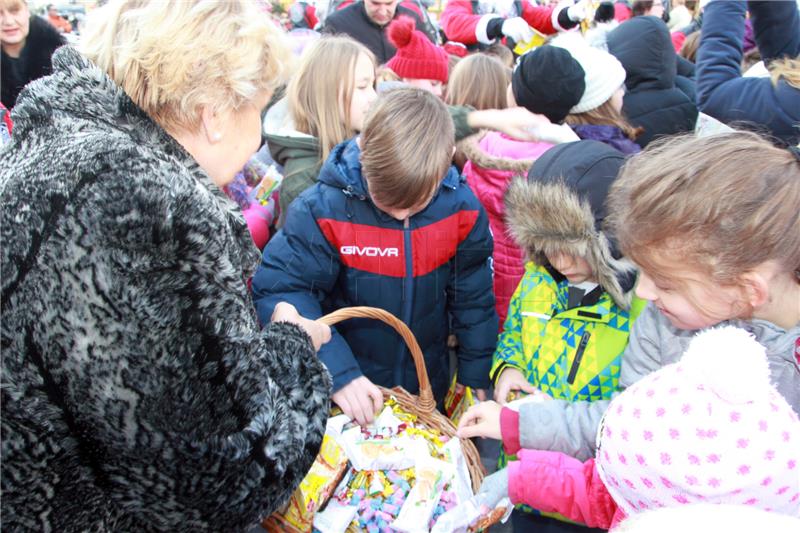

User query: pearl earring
[212,133,222,142]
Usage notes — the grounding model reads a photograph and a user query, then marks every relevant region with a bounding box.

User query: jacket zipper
[567,330,591,385]
[395,217,414,387]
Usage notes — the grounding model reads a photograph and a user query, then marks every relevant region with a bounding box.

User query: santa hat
[386,16,448,83]
[595,326,800,517]
[550,32,626,114]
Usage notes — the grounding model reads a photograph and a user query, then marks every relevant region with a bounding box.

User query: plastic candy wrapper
[313,500,358,532]
[339,426,427,471]
[440,439,473,506]
[280,433,349,530]
[430,497,513,533]
[504,391,550,411]
[443,374,475,426]
[392,456,455,532]
[512,27,547,56]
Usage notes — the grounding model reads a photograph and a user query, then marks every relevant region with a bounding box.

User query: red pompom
[387,15,415,49]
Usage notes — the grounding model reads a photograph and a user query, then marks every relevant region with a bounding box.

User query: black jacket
[1,15,64,108]
[607,16,698,148]
[322,2,431,64]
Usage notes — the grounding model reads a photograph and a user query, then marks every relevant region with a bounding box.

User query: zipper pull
[567,330,591,385]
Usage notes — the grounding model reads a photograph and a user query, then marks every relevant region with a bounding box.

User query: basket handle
[318,307,436,415]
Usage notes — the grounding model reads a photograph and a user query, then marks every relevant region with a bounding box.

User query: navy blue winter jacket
[252,138,497,399]
[696,0,800,145]
[607,16,698,148]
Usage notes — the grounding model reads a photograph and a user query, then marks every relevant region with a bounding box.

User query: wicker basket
[263,306,491,532]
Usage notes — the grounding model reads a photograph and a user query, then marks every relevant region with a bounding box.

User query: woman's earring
[212,133,222,142]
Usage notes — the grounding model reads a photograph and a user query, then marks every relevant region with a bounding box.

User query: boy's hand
[456,400,502,440]
[453,383,489,402]
[494,367,538,404]
[271,302,331,351]
[332,376,384,426]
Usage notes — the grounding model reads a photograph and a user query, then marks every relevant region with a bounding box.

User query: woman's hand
[494,367,538,404]
[332,376,384,426]
[271,302,331,351]
[457,400,502,440]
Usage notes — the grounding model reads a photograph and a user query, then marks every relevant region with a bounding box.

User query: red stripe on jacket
[318,211,479,278]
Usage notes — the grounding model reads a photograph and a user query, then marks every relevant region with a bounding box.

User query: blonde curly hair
[80,0,291,133]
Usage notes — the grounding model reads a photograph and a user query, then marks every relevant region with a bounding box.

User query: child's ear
[739,270,771,309]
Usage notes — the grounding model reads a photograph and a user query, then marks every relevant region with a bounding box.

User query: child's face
[402,78,444,99]
[635,269,742,331]
[347,53,377,132]
[545,252,595,284]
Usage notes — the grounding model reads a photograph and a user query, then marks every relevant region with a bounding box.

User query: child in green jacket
[460,139,645,532]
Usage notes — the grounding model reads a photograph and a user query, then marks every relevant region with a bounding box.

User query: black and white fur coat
[0,46,332,532]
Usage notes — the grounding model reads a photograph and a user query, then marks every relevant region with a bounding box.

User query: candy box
[270,433,349,531]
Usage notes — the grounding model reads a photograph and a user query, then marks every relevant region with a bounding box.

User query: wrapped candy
[392,456,455,532]
[281,434,349,530]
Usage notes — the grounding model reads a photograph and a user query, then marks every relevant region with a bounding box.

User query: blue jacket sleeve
[748,0,800,64]
[447,205,498,390]
[251,196,363,392]
[696,0,747,113]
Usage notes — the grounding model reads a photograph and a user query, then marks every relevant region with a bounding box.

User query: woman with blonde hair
[0,0,332,530]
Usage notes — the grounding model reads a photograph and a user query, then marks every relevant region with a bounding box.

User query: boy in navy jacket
[252,88,497,425]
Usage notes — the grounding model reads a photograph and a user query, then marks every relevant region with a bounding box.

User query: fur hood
[458,131,537,173]
[1,47,331,532]
[504,140,635,309]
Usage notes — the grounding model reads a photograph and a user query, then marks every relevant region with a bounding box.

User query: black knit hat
[512,46,586,124]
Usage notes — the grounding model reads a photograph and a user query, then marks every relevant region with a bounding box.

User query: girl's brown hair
[361,88,454,209]
[288,36,375,165]
[608,132,800,287]
[565,99,643,140]
[445,54,510,110]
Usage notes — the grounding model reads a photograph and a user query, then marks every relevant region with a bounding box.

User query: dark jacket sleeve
[748,0,800,64]
[251,194,363,392]
[447,202,497,389]
[696,0,747,113]
[695,0,800,144]
[675,55,695,79]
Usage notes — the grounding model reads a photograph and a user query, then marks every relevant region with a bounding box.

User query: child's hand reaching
[332,376,384,427]
[494,367,539,404]
[475,467,509,510]
[456,400,502,440]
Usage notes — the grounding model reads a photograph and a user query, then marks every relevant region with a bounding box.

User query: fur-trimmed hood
[458,131,537,174]
[505,140,636,309]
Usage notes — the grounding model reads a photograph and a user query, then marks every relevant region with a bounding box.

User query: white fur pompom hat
[595,326,800,518]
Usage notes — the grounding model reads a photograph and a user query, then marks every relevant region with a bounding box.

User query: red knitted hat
[386,16,448,83]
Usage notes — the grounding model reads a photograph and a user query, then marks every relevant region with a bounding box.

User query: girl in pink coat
[473,326,800,528]
[460,46,581,329]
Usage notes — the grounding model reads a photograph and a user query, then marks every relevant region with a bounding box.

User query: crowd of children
[1,0,799,531]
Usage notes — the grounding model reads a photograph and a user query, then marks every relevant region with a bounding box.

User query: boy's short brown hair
[360,87,455,209]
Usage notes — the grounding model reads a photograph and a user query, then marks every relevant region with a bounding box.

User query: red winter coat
[441,0,558,46]
[461,132,553,330]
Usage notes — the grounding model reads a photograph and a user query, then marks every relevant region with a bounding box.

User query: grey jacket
[518,302,800,461]
[1,47,331,532]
